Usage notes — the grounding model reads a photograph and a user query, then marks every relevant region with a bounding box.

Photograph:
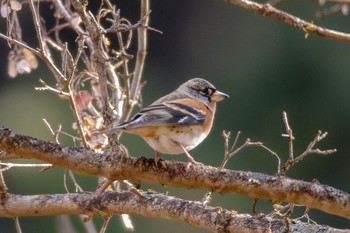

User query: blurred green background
[0,0,350,232]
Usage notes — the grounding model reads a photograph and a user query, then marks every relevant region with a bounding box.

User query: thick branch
[0,191,347,233]
[226,0,350,43]
[0,128,349,220]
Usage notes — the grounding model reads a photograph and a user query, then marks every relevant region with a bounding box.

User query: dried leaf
[10,0,21,11]
[7,51,17,78]
[23,48,38,69]
[71,16,81,28]
[1,2,11,18]
[318,0,326,6]
[16,59,31,74]
[104,36,111,46]
[75,90,93,111]
[89,133,108,149]
[341,4,349,15]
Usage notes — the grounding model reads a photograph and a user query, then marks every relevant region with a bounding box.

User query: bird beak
[211,90,230,102]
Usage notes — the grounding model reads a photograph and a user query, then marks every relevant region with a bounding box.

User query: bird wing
[116,100,206,130]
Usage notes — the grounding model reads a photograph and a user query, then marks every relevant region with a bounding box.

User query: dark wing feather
[116,102,205,130]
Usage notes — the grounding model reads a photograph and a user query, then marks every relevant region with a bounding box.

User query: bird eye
[199,88,213,96]
[199,89,208,96]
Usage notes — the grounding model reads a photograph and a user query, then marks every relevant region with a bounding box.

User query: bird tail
[101,126,124,134]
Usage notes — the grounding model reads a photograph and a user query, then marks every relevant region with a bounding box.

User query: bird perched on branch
[104,78,229,165]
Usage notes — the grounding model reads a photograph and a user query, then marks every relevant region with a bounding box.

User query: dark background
[0,0,349,232]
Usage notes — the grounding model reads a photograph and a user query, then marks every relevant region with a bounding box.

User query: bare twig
[28,0,67,84]
[118,0,150,126]
[0,162,52,172]
[0,170,8,199]
[68,81,89,148]
[28,0,44,51]
[0,33,39,55]
[129,0,149,107]
[203,130,280,205]
[281,112,337,174]
[95,179,113,197]
[282,111,294,161]
[221,132,280,172]
[226,0,350,43]
[68,170,84,193]
[294,131,336,163]
[14,217,22,233]
[43,119,80,147]
[63,169,84,193]
[36,80,70,97]
[99,216,111,233]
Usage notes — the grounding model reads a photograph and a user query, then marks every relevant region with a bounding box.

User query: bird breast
[143,125,208,154]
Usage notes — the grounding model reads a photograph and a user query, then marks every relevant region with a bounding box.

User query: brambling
[106,78,229,165]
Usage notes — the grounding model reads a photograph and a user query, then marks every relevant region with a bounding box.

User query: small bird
[105,78,229,165]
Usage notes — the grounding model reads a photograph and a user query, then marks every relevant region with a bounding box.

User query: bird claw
[185,160,203,170]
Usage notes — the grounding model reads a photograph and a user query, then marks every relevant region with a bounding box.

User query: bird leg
[177,143,202,167]
[154,151,162,163]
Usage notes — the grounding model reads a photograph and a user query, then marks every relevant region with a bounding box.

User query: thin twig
[0,162,52,172]
[0,171,8,199]
[226,0,350,43]
[42,119,81,145]
[130,0,149,101]
[202,130,280,204]
[281,113,336,174]
[282,111,294,161]
[121,0,150,124]
[28,0,67,85]
[80,215,98,233]
[68,81,89,148]
[293,131,337,164]
[68,170,84,193]
[28,0,44,51]
[14,217,22,233]
[99,216,112,233]
[36,80,70,96]
[95,179,113,197]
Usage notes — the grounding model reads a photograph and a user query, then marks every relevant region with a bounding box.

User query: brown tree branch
[226,0,350,43]
[0,191,348,233]
[0,128,349,220]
